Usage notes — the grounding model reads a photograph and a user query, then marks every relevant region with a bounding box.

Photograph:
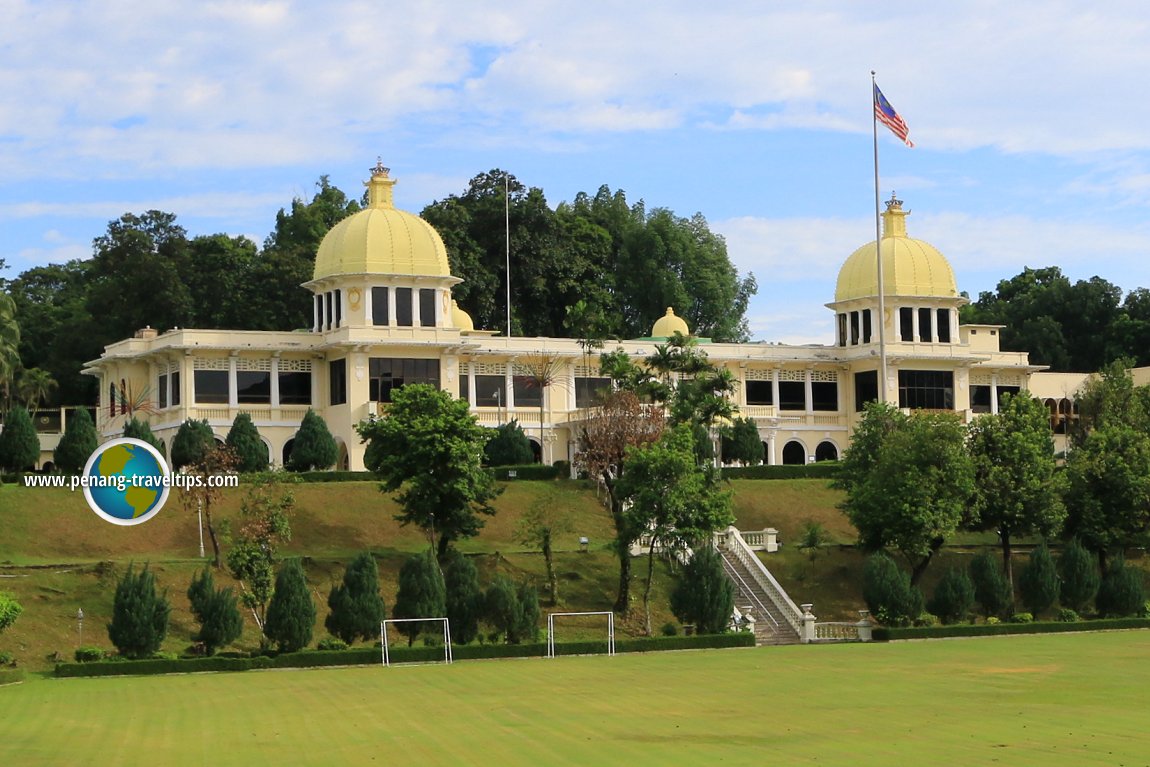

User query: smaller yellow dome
[451,300,474,332]
[651,307,690,338]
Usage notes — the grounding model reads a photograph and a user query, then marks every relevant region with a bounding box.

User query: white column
[950,310,959,344]
[771,369,780,411]
[270,357,281,407]
[388,287,397,326]
[313,295,320,332]
[227,356,238,408]
[911,306,919,343]
[505,366,515,409]
[468,365,477,407]
[990,373,999,415]
[804,369,813,414]
[364,286,373,326]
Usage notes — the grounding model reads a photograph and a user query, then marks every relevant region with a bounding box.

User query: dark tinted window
[194,370,228,404]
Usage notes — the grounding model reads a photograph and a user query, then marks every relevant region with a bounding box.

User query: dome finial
[365,158,396,209]
[881,192,909,238]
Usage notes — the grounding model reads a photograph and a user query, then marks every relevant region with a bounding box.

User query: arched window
[782,440,806,465]
[109,383,116,418]
[119,379,127,415]
[815,441,839,462]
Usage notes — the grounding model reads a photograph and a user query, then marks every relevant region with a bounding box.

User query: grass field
[1,632,1148,766]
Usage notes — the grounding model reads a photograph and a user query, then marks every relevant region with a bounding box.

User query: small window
[459,373,469,402]
[854,371,878,412]
[158,373,168,409]
[918,308,933,342]
[171,371,181,406]
[812,382,838,412]
[837,314,847,347]
[314,295,323,331]
[745,380,773,406]
[971,385,992,414]
[513,375,543,408]
[396,288,413,327]
[778,381,805,411]
[194,370,229,404]
[898,370,954,410]
[372,287,389,326]
[575,377,611,408]
[850,311,860,345]
[936,309,951,343]
[334,289,342,328]
[278,372,311,405]
[899,308,914,342]
[862,310,873,344]
[419,289,436,328]
[329,359,347,406]
[237,371,271,404]
[325,292,333,330]
[475,375,506,407]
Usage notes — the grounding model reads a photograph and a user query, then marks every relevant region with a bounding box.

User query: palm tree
[16,367,57,412]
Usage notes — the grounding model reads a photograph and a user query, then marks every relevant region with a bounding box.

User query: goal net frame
[380,618,453,667]
[546,611,615,658]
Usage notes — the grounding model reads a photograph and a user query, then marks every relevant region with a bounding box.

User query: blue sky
[3,1,1150,344]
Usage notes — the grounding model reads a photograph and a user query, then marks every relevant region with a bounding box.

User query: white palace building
[77,163,1097,471]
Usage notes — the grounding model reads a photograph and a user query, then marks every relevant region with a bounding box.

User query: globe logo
[81,438,171,526]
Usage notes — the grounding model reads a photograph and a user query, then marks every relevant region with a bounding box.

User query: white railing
[718,553,780,632]
[813,622,861,642]
[738,528,779,553]
[715,526,803,635]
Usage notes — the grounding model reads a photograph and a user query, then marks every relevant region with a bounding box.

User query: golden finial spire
[365,157,396,209]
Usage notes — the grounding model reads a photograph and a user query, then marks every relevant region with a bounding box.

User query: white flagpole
[505,172,512,338]
[871,71,889,404]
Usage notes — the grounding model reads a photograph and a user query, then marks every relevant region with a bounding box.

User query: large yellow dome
[834,198,957,302]
[312,163,452,281]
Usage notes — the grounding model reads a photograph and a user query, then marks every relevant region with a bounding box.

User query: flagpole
[505,172,512,338]
[871,71,889,404]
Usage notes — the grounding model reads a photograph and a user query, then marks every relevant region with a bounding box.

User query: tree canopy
[358,384,499,560]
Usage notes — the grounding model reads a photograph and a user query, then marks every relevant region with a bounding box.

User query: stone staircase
[716,534,802,646]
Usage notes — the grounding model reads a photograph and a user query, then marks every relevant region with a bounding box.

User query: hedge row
[54,632,754,678]
[721,463,841,480]
[873,617,1150,641]
[489,464,563,481]
[0,668,25,685]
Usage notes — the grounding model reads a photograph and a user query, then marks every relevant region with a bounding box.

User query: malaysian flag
[874,83,914,147]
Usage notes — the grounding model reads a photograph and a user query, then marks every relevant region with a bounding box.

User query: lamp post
[76,608,84,648]
[197,497,205,559]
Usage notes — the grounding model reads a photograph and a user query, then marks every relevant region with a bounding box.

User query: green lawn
[1,632,1148,766]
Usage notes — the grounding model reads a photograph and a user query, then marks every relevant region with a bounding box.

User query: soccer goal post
[380,618,453,667]
[546,611,615,658]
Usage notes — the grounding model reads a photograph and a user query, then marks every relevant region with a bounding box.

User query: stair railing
[715,526,803,635]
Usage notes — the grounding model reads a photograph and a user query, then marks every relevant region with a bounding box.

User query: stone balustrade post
[856,610,873,642]
[800,603,816,643]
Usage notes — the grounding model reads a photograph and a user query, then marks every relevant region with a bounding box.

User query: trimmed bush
[1096,557,1147,618]
[316,637,348,651]
[123,417,163,453]
[484,420,534,467]
[287,409,338,471]
[862,552,923,627]
[721,463,840,480]
[1058,539,1100,614]
[874,617,1150,641]
[74,647,106,663]
[1056,608,1080,622]
[516,582,541,643]
[325,552,386,645]
[0,407,38,473]
[443,551,483,645]
[107,564,171,659]
[969,550,1013,619]
[0,592,22,634]
[1018,543,1059,617]
[186,568,243,655]
[927,567,975,625]
[54,408,98,472]
[263,559,316,653]
[489,464,562,481]
[392,550,446,646]
[670,545,735,635]
[226,412,269,473]
[170,419,215,470]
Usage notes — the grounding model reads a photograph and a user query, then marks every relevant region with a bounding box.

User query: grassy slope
[2,632,1149,766]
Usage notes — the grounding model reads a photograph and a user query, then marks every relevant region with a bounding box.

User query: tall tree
[1063,425,1150,571]
[86,211,194,345]
[669,545,734,635]
[836,404,975,585]
[186,568,243,656]
[170,418,216,471]
[514,481,576,605]
[722,416,763,466]
[226,479,294,629]
[483,420,534,467]
[968,393,1067,587]
[616,425,735,634]
[358,384,499,560]
[442,550,483,646]
[574,390,665,613]
[0,291,19,408]
[15,367,56,412]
